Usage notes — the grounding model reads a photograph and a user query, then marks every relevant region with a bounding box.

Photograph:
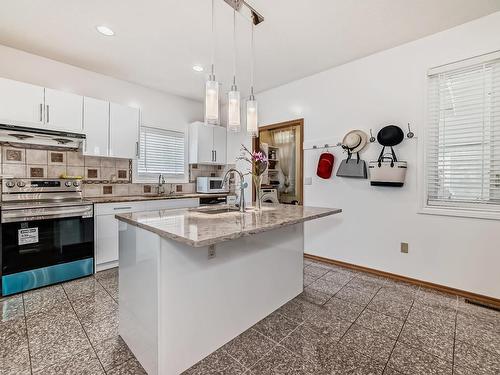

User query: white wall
[0,44,202,132]
[257,12,500,298]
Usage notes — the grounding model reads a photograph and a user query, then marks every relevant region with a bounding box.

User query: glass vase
[253,174,262,211]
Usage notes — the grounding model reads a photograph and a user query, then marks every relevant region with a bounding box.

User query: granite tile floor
[1,260,499,374]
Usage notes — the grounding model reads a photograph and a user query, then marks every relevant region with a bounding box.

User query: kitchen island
[115,204,341,375]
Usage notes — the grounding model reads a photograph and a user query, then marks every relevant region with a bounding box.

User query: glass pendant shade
[227,89,241,132]
[205,79,219,125]
[246,97,258,137]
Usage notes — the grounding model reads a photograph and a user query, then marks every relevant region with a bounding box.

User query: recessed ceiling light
[192,65,204,72]
[96,25,114,36]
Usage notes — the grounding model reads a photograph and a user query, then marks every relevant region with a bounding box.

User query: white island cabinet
[94,198,199,271]
[116,204,341,375]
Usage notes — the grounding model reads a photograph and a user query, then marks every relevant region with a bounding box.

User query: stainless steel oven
[1,178,94,296]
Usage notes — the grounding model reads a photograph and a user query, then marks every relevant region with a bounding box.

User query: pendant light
[205,0,219,125]
[227,9,241,132]
[246,23,258,137]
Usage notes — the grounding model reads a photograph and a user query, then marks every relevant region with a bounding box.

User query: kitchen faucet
[222,168,247,212]
[158,174,166,195]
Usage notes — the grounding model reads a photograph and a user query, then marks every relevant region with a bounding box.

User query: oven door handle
[1,205,94,223]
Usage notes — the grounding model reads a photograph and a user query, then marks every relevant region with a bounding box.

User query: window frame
[419,51,500,221]
[132,125,189,184]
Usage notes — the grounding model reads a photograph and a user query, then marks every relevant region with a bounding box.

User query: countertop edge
[115,207,342,247]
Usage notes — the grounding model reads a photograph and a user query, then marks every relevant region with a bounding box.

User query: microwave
[196,177,228,194]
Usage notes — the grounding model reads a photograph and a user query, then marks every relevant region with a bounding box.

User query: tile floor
[1,260,499,374]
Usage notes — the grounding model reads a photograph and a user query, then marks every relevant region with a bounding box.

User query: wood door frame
[252,118,304,204]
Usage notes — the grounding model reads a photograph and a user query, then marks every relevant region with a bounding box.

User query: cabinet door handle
[214,150,217,162]
[39,103,43,122]
[114,206,132,210]
[136,141,140,158]
[46,105,50,123]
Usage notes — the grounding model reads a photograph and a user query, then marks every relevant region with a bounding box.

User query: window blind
[137,126,185,176]
[426,54,500,210]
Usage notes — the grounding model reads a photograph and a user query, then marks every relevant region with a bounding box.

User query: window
[425,52,500,217]
[137,126,186,179]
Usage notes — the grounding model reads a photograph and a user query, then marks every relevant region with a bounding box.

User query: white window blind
[426,53,500,212]
[137,126,185,176]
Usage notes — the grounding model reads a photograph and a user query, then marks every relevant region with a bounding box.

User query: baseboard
[304,253,500,309]
[95,260,118,273]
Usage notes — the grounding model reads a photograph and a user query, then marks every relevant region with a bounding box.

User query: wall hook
[407,123,414,139]
[369,129,376,143]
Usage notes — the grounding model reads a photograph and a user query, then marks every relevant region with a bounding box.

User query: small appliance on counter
[0,178,94,296]
[196,176,229,194]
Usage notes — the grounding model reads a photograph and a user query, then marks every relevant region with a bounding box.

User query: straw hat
[342,130,368,153]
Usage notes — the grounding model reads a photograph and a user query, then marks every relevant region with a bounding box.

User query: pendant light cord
[232,9,237,87]
[211,0,215,78]
[250,23,255,97]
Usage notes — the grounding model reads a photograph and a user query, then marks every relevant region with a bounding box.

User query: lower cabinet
[94,198,200,271]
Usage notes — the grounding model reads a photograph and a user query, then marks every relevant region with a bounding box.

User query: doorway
[253,119,304,205]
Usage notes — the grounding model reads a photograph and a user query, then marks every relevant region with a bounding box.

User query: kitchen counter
[89,193,228,204]
[116,203,341,374]
[115,204,341,247]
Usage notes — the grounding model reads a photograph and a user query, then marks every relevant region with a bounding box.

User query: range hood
[0,124,85,151]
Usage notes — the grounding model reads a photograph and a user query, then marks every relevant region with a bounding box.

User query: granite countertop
[115,204,342,247]
[90,193,229,204]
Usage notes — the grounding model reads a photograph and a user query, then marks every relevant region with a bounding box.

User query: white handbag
[369,146,407,187]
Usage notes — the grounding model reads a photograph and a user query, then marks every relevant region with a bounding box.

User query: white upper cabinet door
[212,125,227,164]
[83,97,109,157]
[189,121,215,164]
[109,103,139,159]
[0,77,45,127]
[44,88,83,132]
[198,122,215,164]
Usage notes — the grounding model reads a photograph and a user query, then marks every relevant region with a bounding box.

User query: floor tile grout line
[380,285,419,375]
[21,293,34,375]
[61,282,108,374]
[95,273,119,303]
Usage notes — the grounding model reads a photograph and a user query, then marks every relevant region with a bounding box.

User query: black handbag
[336,151,367,179]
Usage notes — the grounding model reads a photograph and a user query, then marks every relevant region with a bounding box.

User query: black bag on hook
[336,151,367,179]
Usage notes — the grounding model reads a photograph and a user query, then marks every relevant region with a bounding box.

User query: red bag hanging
[316,152,335,179]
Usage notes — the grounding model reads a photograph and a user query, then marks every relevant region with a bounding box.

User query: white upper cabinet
[0,77,45,127]
[109,103,139,159]
[189,121,227,165]
[212,125,227,164]
[83,97,109,157]
[44,88,83,132]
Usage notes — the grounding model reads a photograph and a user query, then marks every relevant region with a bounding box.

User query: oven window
[1,216,94,275]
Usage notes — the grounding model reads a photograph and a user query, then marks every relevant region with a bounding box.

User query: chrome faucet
[158,174,166,195]
[222,168,247,212]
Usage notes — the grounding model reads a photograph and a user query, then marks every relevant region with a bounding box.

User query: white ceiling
[1,0,499,102]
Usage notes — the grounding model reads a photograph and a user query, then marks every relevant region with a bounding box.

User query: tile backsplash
[0,145,234,198]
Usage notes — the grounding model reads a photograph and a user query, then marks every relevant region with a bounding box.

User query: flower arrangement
[237,144,268,209]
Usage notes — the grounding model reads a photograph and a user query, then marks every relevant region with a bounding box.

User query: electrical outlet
[400,242,409,254]
[208,245,216,259]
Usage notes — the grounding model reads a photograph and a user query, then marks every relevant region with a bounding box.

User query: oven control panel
[2,178,83,193]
